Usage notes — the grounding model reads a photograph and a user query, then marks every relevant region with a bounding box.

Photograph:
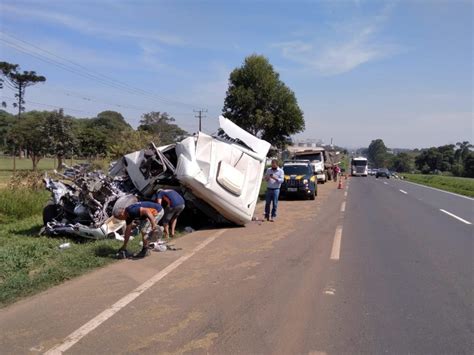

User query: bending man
[154,189,185,239]
[116,201,164,258]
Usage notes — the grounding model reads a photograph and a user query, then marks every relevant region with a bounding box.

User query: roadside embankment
[401,173,474,198]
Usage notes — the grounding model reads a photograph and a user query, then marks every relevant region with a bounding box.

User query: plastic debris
[59,242,71,250]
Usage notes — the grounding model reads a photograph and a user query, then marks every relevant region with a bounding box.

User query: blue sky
[0,0,472,148]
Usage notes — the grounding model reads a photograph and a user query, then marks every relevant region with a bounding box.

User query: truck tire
[43,201,62,225]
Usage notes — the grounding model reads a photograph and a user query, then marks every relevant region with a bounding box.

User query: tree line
[366,139,474,178]
[0,109,188,170]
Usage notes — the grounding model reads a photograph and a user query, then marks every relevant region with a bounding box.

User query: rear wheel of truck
[43,201,62,225]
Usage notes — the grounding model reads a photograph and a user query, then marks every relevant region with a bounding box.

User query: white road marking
[44,229,227,355]
[324,287,336,295]
[399,189,407,194]
[340,201,346,212]
[330,226,343,260]
[383,182,388,185]
[401,180,474,201]
[440,209,472,225]
[344,191,348,197]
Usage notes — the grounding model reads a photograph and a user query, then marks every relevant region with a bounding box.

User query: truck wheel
[43,202,62,225]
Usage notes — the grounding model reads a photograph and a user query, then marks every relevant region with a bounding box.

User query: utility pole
[193,109,207,132]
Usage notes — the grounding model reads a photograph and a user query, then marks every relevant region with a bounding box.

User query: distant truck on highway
[351,157,368,176]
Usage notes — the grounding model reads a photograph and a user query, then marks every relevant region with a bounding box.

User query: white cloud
[272,4,399,76]
[1,3,185,46]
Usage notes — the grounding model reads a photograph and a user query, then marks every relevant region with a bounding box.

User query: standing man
[333,165,341,182]
[263,159,284,222]
[153,189,185,239]
[115,201,164,258]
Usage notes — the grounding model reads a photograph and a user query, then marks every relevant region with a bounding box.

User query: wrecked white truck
[42,116,271,239]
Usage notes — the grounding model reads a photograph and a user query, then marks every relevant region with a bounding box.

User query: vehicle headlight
[303,179,308,184]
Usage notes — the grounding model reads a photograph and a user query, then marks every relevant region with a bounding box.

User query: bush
[0,188,49,222]
[8,170,45,190]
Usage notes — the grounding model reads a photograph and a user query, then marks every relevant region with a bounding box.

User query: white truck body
[293,149,326,183]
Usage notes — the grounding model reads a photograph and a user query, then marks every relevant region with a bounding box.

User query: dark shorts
[162,204,185,224]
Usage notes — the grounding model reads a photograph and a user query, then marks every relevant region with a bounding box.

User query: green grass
[0,157,62,171]
[0,189,50,222]
[401,174,474,198]
[0,187,143,307]
[0,156,91,171]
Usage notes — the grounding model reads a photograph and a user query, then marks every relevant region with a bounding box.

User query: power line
[0,38,142,96]
[2,96,96,115]
[1,32,197,108]
[0,32,200,109]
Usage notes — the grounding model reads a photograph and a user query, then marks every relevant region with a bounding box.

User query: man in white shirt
[263,159,284,222]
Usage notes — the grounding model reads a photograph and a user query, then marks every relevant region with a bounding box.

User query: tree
[389,152,414,173]
[109,130,160,158]
[94,110,131,132]
[367,139,388,167]
[0,110,15,151]
[0,61,46,118]
[73,120,108,159]
[7,111,49,170]
[437,144,455,171]
[415,145,456,174]
[455,141,473,163]
[415,148,442,173]
[223,54,304,148]
[44,110,76,168]
[463,152,474,178]
[138,111,187,145]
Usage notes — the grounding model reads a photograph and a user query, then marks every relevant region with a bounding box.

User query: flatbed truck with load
[291,147,342,183]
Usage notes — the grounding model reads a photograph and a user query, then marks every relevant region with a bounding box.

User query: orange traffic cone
[338,177,343,189]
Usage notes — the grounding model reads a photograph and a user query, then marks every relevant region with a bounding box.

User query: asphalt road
[0,178,472,354]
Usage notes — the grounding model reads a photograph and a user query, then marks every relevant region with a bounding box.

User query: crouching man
[153,189,185,239]
[116,201,164,258]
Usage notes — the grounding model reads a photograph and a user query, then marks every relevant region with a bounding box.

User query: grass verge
[401,174,474,198]
[0,187,143,307]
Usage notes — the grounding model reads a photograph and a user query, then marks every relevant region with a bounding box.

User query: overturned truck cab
[110,116,271,226]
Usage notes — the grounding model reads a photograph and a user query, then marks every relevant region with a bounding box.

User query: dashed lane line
[440,209,472,225]
[330,226,343,260]
[399,189,407,194]
[340,201,346,212]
